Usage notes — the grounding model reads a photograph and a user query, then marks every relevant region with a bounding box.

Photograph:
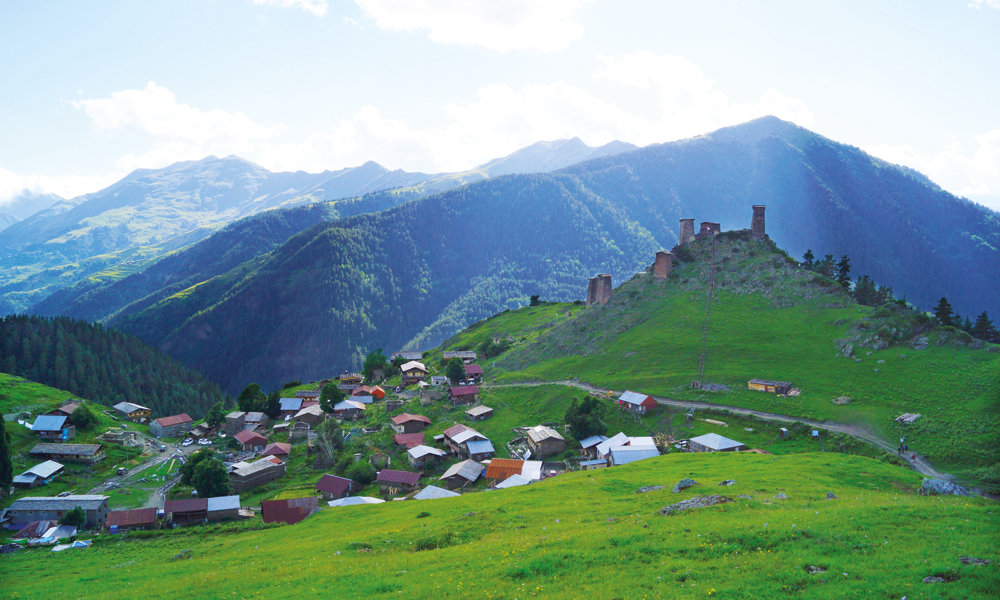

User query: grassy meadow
[2,452,996,599]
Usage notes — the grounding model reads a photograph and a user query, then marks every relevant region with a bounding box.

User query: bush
[345,461,376,485]
[60,506,87,527]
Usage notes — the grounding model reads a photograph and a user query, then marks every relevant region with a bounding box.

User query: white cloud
[73,82,282,172]
[0,167,122,204]
[866,129,1000,208]
[251,0,328,17]
[969,0,1000,9]
[353,0,592,52]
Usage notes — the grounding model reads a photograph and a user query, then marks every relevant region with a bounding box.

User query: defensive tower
[586,274,613,307]
[751,205,766,241]
[679,219,696,245]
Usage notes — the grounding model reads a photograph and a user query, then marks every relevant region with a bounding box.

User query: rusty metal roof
[450,385,479,396]
[376,469,421,486]
[262,442,291,457]
[391,413,432,426]
[485,458,524,481]
[164,498,207,514]
[107,508,158,527]
[393,433,426,447]
[315,474,353,496]
[261,497,319,525]
[234,430,267,445]
[153,413,193,427]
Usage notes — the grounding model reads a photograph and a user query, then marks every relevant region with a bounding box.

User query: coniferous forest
[0,315,226,417]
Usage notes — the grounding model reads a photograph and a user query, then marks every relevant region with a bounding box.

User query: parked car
[182,438,194,446]
[158,445,167,452]
[197,438,212,446]
[117,467,129,475]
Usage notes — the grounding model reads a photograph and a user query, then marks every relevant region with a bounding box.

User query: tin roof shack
[748,379,792,395]
[262,497,319,525]
[618,391,657,414]
[413,485,461,500]
[333,400,366,420]
[430,375,449,386]
[279,398,304,417]
[262,442,291,460]
[391,413,432,434]
[466,439,495,461]
[485,458,525,483]
[207,495,241,522]
[579,435,609,459]
[392,350,424,361]
[225,411,246,436]
[150,413,194,438]
[580,458,608,470]
[688,433,747,453]
[234,430,268,452]
[394,432,426,450]
[526,425,566,459]
[407,445,447,469]
[29,443,105,464]
[443,350,477,364]
[48,402,80,418]
[12,461,64,489]
[244,412,270,431]
[316,474,354,500]
[449,385,479,405]
[377,469,422,496]
[294,404,326,427]
[189,424,216,440]
[231,458,286,492]
[465,405,493,422]
[464,364,484,383]
[400,361,429,386]
[30,415,75,441]
[164,498,207,525]
[8,495,109,529]
[439,460,484,490]
[113,402,151,423]
[442,424,488,457]
[106,508,158,531]
[609,445,660,466]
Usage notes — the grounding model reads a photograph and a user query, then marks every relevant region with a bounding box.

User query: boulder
[636,485,664,494]
[673,478,699,493]
[958,556,992,566]
[922,576,945,584]
[806,566,826,574]
[831,396,852,405]
[718,480,736,486]
[825,492,838,500]
[659,495,732,516]
[774,492,788,500]
[918,478,970,497]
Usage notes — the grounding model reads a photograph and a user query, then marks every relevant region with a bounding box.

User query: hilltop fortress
[584,205,767,306]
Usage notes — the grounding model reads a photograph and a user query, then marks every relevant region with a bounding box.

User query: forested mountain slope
[0,315,226,418]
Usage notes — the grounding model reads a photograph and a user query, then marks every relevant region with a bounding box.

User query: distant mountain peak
[477,137,639,177]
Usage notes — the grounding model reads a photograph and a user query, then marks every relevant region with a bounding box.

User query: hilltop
[438,233,1000,484]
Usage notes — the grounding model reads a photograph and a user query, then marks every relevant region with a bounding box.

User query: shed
[394,432,426,449]
[106,508,158,531]
[439,459,484,490]
[465,405,494,422]
[430,375,449,386]
[465,439,496,461]
[449,385,479,405]
[526,425,566,459]
[609,445,660,466]
[234,430,268,452]
[207,495,241,522]
[377,469,422,495]
[579,434,609,459]
[748,379,792,395]
[316,474,354,500]
[688,433,747,453]
[617,390,657,414]
[485,458,524,482]
[413,485,461,500]
[30,415,75,440]
[261,497,318,525]
[164,498,208,524]
[580,458,608,470]
[13,460,64,488]
[407,445,447,469]
[328,496,384,508]
[150,413,193,438]
[391,413,432,434]
[495,474,531,489]
[464,364,484,383]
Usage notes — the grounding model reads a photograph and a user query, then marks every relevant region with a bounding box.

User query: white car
[181,438,194,447]
[197,438,212,446]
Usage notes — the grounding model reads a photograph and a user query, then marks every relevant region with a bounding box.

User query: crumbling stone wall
[586,274,613,306]
[751,205,766,241]
[679,219,696,245]
[653,251,674,278]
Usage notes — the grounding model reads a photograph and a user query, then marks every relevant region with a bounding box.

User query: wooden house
[244,412,269,431]
[578,435,608,459]
[189,424,216,440]
[164,498,207,524]
[400,361,429,386]
[279,397,304,417]
[234,430,268,452]
[376,469,421,495]
[748,379,792,395]
[207,495,241,522]
[393,432,426,450]
[391,351,423,361]
[106,507,158,531]
[262,497,318,525]
[230,458,286,492]
[443,350,477,364]
[617,391,657,414]
[48,402,79,418]
[261,442,291,460]
[29,443,104,465]
[439,460,484,490]
[442,424,487,457]
[464,364,484,383]
[465,405,493,422]
[391,413,432,434]
[150,413,193,438]
[333,400,366,419]
[338,372,364,390]
[407,445,447,469]
[315,474,354,500]
[112,402,151,423]
[525,425,566,459]
[449,385,479,405]
[294,404,325,426]
[30,415,75,441]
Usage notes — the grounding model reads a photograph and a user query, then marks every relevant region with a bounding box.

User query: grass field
[1,452,996,599]
[435,236,999,481]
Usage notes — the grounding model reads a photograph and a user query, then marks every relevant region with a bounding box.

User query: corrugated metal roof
[579,435,608,449]
[440,459,483,483]
[450,385,479,397]
[596,432,629,457]
[495,474,531,489]
[521,460,544,480]
[485,458,524,480]
[351,395,374,405]
[30,443,102,456]
[407,445,446,459]
[618,390,653,406]
[12,475,38,485]
[580,459,607,467]
[294,405,324,418]
[328,496,384,507]
[443,351,476,359]
[244,412,266,422]
[749,379,792,386]
[391,413,432,426]
[394,433,426,447]
[8,495,107,512]
[333,400,366,411]
[106,508,158,527]
[56,403,79,415]
[153,413,193,427]
[466,440,495,455]
[12,520,59,539]
[465,405,493,417]
[262,443,291,457]
[234,430,267,445]
[452,429,486,445]
[443,424,469,439]
[377,469,422,485]
[261,497,318,524]
[315,474,353,495]
[30,415,67,432]
[392,351,423,361]
[113,402,149,414]
[527,425,564,443]
[610,445,660,465]
[413,485,461,500]
[400,360,427,372]
[279,398,303,412]
[25,461,63,478]
[233,459,283,477]
[689,433,746,451]
[464,364,484,375]
[164,498,207,514]
[207,495,241,512]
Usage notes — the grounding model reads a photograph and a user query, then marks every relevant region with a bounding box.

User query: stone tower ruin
[679,219,696,245]
[751,205,766,241]
[586,274,613,307]
[653,251,674,279]
[696,222,720,239]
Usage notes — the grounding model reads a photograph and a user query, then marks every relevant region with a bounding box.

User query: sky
[1,0,999,211]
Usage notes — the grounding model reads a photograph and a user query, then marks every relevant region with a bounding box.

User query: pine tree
[0,416,12,498]
[802,249,815,270]
[835,255,852,289]
[934,297,955,326]
[971,312,999,343]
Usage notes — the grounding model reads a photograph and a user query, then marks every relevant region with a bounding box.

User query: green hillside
[2,453,996,599]
[440,233,1000,482]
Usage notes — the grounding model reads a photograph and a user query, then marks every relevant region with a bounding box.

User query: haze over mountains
[5,117,1000,393]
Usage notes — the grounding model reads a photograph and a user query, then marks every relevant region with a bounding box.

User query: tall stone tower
[751,205,766,241]
[586,274,613,307]
[653,251,674,278]
[679,219,696,245]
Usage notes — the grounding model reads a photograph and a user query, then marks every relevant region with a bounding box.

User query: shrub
[345,461,376,485]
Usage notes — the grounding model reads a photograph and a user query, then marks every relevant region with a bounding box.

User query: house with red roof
[315,474,354,500]
[376,469,421,495]
[393,432,426,449]
[149,413,193,438]
[261,442,291,459]
[449,385,479,405]
[234,430,268,452]
[390,413,432,434]
[261,497,319,525]
[106,507,158,531]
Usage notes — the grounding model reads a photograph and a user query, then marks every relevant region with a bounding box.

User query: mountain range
[7,117,1000,394]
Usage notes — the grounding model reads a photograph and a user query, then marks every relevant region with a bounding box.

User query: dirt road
[484,380,950,480]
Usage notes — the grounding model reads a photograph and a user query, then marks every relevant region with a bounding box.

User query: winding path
[483,380,950,480]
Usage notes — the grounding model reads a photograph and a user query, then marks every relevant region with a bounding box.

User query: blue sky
[2,0,999,210]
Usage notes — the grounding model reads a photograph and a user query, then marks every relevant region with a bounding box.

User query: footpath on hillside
[483,380,950,480]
